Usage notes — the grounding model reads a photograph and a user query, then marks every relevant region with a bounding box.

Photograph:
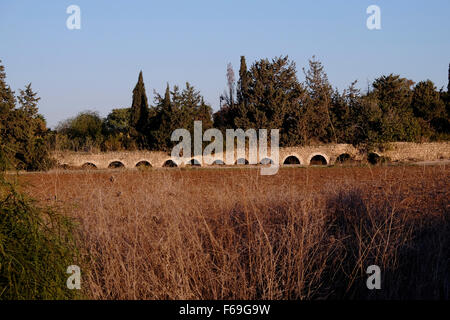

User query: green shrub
[0,176,81,300]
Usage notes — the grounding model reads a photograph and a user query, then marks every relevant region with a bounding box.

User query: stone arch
[187,159,201,167]
[336,153,352,164]
[283,155,301,165]
[108,161,125,169]
[82,162,97,170]
[235,158,249,165]
[212,159,225,165]
[162,159,178,167]
[260,158,273,165]
[368,152,381,165]
[308,153,329,166]
[135,160,152,169]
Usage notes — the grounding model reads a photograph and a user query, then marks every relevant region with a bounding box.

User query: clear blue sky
[1,0,449,128]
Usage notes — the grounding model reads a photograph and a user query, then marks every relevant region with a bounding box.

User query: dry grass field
[14,164,450,299]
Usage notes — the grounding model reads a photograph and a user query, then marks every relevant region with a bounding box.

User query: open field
[13,164,450,299]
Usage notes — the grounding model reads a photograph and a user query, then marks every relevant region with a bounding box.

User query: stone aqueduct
[53,142,450,169]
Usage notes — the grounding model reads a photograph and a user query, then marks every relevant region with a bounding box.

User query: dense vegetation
[53,56,450,154]
[1,57,449,170]
[0,173,81,300]
[0,62,54,171]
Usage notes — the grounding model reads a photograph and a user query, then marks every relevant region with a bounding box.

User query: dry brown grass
[18,165,450,299]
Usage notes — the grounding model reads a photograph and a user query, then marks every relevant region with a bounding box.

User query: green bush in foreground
[0,176,81,300]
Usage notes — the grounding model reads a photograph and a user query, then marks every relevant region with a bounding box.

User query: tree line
[1,57,449,170]
[0,62,54,170]
[53,73,214,153]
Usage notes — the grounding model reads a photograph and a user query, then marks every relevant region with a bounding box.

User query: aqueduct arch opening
[283,155,301,165]
[82,162,97,170]
[162,159,178,167]
[336,153,352,164]
[235,158,249,165]
[260,158,273,165]
[368,152,381,165]
[212,160,225,165]
[187,159,201,167]
[108,161,125,169]
[135,160,152,169]
[308,154,328,166]
[59,164,70,170]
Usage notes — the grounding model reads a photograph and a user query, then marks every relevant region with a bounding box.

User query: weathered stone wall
[279,144,362,165]
[52,142,450,169]
[382,142,450,162]
[53,151,170,169]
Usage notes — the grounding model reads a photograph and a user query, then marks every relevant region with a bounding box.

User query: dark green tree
[237,56,249,106]
[301,57,336,144]
[411,80,446,139]
[103,108,131,134]
[0,62,17,169]
[149,83,212,151]
[367,74,420,143]
[413,74,450,140]
[149,84,178,151]
[130,71,149,148]
[214,56,307,146]
[0,61,53,170]
[372,74,414,113]
[178,82,213,131]
[235,56,305,132]
[330,81,361,144]
[15,84,53,170]
[100,108,136,151]
[57,111,103,152]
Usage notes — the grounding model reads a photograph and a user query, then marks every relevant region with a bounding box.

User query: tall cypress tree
[159,83,175,149]
[237,56,249,106]
[130,71,149,148]
[149,83,175,151]
[163,83,171,112]
[227,56,250,129]
[447,63,450,93]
